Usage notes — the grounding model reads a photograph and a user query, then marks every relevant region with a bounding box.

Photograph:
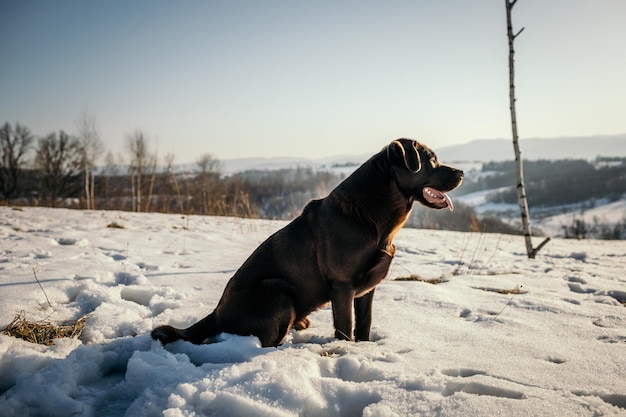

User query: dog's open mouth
[423,187,454,211]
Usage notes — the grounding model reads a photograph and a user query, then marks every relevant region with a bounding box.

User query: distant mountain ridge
[220,134,626,174]
[436,134,626,162]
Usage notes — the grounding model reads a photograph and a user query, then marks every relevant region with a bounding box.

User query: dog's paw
[293,317,311,331]
[151,325,184,345]
[335,329,353,341]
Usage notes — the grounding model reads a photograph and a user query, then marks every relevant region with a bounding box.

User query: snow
[1,206,625,416]
[537,199,626,234]
[457,188,626,238]
[457,189,517,213]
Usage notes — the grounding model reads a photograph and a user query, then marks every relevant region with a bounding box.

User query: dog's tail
[151,311,219,345]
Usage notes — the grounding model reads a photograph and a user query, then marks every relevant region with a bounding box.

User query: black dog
[152,139,463,347]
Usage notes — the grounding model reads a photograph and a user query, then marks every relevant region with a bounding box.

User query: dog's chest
[383,208,412,253]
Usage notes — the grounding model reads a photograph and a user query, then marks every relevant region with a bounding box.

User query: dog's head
[386,138,463,211]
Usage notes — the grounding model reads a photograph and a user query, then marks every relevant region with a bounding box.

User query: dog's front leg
[330,282,355,341]
[354,289,375,342]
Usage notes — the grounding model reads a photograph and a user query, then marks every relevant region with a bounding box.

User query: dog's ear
[387,139,421,173]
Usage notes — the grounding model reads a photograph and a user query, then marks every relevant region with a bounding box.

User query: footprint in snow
[441,369,487,378]
[546,356,567,364]
[592,315,625,329]
[567,282,596,294]
[459,308,472,319]
[561,297,581,305]
[56,237,89,247]
[607,290,626,306]
[441,368,525,400]
[57,237,77,245]
[566,276,587,285]
[136,262,159,271]
[571,391,626,410]
[115,272,146,286]
[98,247,128,261]
[596,335,626,344]
[34,249,52,259]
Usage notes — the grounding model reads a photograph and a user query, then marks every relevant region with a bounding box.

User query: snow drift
[0,207,625,416]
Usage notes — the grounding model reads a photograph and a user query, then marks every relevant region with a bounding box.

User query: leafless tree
[505,0,550,258]
[126,130,157,212]
[196,153,222,214]
[35,131,81,207]
[144,150,158,213]
[163,152,186,213]
[76,109,104,210]
[100,151,113,206]
[0,122,34,202]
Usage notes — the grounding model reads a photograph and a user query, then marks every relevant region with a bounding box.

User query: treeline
[7,119,623,239]
[85,166,341,219]
[0,121,344,219]
[2,120,524,235]
[231,169,340,219]
[1,123,89,207]
[561,213,626,240]
[459,158,626,207]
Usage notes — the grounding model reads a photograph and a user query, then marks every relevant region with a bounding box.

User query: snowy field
[457,189,626,239]
[1,206,625,417]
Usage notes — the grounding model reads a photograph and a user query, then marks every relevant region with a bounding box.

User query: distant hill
[436,134,626,162]
[220,134,626,174]
[220,154,370,175]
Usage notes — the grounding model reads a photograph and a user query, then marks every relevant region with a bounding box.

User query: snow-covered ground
[456,189,518,216]
[457,190,626,238]
[1,206,625,417]
[535,199,626,235]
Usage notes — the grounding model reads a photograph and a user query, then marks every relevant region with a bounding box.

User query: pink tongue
[423,187,454,211]
[443,193,454,211]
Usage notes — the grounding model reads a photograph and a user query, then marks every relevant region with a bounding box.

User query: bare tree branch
[505,0,549,258]
[76,108,104,209]
[126,130,157,212]
[35,131,81,207]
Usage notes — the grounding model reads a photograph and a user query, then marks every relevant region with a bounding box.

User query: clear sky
[1,0,625,163]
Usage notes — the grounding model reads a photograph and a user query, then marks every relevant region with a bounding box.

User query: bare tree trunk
[90,173,96,209]
[130,171,137,212]
[174,176,185,213]
[84,170,91,209]
[76,109,103,210]
[196,153,222,215]
[506,0,550,258]
[165,153,185,213]
[136,169,142,212]
[144,151,158,212]
[127,130,151,212]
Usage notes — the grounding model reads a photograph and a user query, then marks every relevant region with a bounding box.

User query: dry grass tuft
[394,274,447,285]
[2,311,87,346]
[106,221,125,229]
[476,284,526,295]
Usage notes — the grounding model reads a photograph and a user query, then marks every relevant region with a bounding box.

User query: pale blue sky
[1,1,625,162]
